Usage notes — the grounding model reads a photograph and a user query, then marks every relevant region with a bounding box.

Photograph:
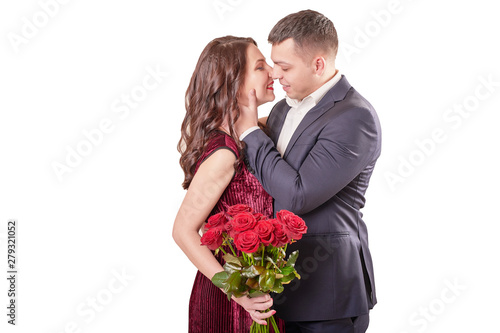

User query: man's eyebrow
[272,60,290,66]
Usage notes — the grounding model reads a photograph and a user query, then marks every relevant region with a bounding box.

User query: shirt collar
[286,70,342,108]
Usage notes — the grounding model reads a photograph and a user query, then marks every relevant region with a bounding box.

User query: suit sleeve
[243,107,380,215]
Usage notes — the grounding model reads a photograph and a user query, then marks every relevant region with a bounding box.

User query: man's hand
[235,89,259,137]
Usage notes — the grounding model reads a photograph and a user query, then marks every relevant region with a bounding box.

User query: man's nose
[271,67,282,80]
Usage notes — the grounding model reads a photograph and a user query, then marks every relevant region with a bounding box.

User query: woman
[172,36,284,332]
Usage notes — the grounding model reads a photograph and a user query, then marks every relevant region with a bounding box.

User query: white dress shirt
[275,71,342,155]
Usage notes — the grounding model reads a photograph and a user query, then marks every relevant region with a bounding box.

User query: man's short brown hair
[268,9,338,61]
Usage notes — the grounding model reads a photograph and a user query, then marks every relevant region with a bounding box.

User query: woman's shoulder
[197,131,239,168]
[206,131,238,155]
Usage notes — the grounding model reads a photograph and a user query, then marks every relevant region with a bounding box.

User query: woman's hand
[235,89,259,137]
[232,294,276,325]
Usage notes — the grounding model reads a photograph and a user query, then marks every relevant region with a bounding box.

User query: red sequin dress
[188,131,285,333]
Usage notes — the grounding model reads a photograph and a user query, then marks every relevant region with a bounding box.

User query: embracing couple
[173,9,381,333]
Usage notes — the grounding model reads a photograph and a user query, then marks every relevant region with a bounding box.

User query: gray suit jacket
[243,75,381,321]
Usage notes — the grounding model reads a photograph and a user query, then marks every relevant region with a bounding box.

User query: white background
[1,0,499,332]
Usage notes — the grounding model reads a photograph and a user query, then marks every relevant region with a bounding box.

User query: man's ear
[313,56,326,76]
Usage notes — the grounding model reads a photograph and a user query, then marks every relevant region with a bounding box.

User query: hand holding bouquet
[200,204,307,333]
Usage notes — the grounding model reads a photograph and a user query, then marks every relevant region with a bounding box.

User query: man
[237,9,381,333]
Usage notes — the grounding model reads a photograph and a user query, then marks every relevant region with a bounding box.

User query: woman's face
[239,44,275,106]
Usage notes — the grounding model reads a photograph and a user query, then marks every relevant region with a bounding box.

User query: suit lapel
[268,100,290,144]
[282,75,352,159]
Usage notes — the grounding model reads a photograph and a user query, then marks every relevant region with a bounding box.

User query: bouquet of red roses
[200,204,307,333]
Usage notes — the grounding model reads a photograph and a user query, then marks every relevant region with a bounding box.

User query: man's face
[271,38,318,101]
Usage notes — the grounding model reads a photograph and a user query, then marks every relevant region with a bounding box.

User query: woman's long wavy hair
[178,36,257,189]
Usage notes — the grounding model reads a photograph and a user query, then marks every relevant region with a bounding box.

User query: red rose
[224,220,237,239]
[271,220,289,247]
[205,212,227,230]
[255,220,275,246]
[227,204,253,217]
[253,213,266,222]
[232,212,257,232]
[234,230,261,254]
[276,210,307,240]
[200,228,223,251]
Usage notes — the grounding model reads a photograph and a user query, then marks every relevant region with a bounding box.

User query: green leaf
[270,281,284,293]
[252,265,266,276]
[279,272,296,284]
[211,271,229,289]
[227,272,243,293]
[224,272,248,301]
[223,262,242,274]
[223,253,242,266]
[232,289,247,299]
[248,290,268,298]
[258,270,275,292]
[279,266,294,276]
[241,265,258,278]
[245,277,259,289]
[285,250,299,267]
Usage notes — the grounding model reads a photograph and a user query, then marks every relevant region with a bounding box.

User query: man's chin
[283,89,296,99]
